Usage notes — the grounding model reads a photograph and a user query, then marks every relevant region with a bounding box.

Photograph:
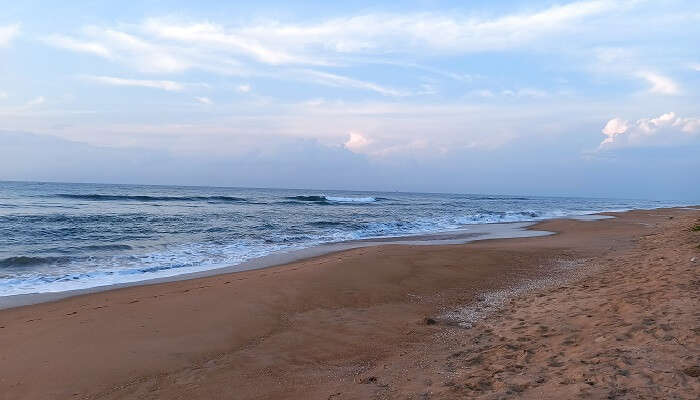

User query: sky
[0,0,699,200]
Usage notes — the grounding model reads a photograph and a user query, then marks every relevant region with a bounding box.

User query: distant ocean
[0,181,692,296]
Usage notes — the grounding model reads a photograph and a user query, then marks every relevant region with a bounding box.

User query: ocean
[0,181,691,297]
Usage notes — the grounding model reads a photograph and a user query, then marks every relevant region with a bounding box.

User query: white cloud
[0,24,20,47]
[0,95,47,117]
[85,76,185,91]
[300,70,407,97]
[98,28,190,73]
[0,91,7,100]
[503,88,549,98]
[44,34,112,58]
[344,132,371,152]
[636,71,679,95]
[42,0,694,101]
[599,112,700,149]
[143,19,315,65]
[417,84,438,95]
[691,63,700,72]
[302,98,325,107]
[600,118,629,146]
[42,0,624,75]
[176,0,615,58]
[470,89,495,98]
[27,96,45,106]
[44,29,194,74]
[45,25,410,96]
[195,96,212,104]
[468,88,549,99]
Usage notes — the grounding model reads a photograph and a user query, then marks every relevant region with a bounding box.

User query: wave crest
[325,196,377,203]
[284,195,327,202]
[284,195,378,204]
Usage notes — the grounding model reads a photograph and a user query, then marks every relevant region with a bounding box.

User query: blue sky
[1,0,699,199]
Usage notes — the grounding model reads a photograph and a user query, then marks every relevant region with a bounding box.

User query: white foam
[324,196,377,203]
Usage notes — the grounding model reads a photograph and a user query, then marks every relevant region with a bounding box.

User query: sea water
[0,181,691,296]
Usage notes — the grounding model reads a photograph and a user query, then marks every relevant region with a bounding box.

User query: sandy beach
[1,207,698,399]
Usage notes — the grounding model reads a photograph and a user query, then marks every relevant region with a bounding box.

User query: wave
[326,196,377,203]
[0,256,69,268]
[455,209,597,225]
[55,194,247,202]
[285,195,327,202]
[284,195,378,204]
[307,221,346,227]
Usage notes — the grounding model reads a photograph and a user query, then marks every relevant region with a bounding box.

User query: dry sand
[0,208,698,399]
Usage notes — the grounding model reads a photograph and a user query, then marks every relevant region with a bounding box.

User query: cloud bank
[600,112,700,149]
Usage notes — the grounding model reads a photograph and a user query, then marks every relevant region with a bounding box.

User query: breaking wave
[284,195,379,204]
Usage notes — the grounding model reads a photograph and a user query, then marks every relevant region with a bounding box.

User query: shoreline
[0,220,555,310]
[1,206,698,399]
[0,214,619,310]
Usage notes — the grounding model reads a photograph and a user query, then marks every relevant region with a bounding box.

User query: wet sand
[0,208,698,399]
